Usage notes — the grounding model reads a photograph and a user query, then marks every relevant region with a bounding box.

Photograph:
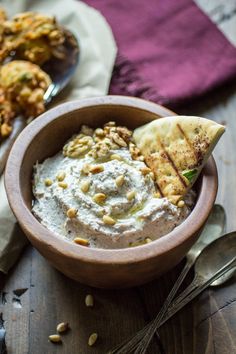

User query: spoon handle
[134,257,236,354]
[107,261,194,354]
[135,257,236,354]
[107,327,145,353]
[108,205,226,354]
[168,277,200,308]
[149,260,194,324]
[133,205,226,354]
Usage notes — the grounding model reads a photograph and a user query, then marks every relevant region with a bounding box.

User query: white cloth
[0,0,117,272]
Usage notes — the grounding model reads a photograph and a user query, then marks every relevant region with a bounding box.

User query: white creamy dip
[32,147,192,249]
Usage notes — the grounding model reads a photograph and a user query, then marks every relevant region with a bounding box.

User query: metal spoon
[170,231,236,309]
[134,231,236,354]
[134,205,227,352]
[158,231,236,325]
[0,28,79,175]
[110,240,236,354]
[109,204,226,354]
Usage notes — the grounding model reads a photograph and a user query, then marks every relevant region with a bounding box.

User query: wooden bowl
[5,96,218,288]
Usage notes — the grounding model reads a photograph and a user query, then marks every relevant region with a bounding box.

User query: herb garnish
[182,169,197,182]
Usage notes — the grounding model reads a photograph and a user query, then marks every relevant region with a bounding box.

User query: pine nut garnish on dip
[32,117,224,249]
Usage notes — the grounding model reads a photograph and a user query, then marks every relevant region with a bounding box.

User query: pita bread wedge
[133,116,225,204]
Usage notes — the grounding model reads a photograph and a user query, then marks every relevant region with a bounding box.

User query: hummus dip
[32,122,194,249]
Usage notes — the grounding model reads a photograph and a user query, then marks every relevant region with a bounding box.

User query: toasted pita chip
[133,116,225,202]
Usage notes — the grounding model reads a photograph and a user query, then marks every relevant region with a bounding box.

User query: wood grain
[1,82,236,353]
[1,1,236,351]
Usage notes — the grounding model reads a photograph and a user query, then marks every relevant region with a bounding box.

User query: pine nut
[73,237,90,246]
[177,200,185,208]
[97,209,105,217]
[66,208,77,218]
[80,125,94,136]
[88,333,98,346]
[168,195,182,205]
[115,175,124,187]
[49,334,62,343]
[81,180,90,193]
[140,167,151,175]
[85,294,94,307]
[56,322,69,333]
[58,182,68,189]
[1,123,12,137]
[93,193,107,204]
[104,121,115,127]
[129,240,145,247]
[44,178,53,187]
[138,156,145,161]
[95,128,105,137]
[150,172,155,180]
[103,215,116,225]
[111,133,127,147]
[56,171,66,181]
[81,163,91,174]
[153,191,161,198]
[110,154,122,161]
[90,165,104,174]
[126,190,136,201]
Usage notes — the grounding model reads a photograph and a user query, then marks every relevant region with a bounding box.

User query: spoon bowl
[130,230,236,354]
[187,204,226,261]
[131,232,236,354]
[196,231,236,282]
[187,204,230,286]
[210,266,235,286]
[42,28,79,104]
[172,231,236,305]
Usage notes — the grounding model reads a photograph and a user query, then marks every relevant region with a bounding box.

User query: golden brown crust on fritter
[0,12,65,65]
[0,60,51,140]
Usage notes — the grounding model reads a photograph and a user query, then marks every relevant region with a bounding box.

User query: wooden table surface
[1,81,236,354]
[1,2,236,354]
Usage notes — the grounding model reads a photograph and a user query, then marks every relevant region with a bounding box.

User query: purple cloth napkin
[85,0,236,108]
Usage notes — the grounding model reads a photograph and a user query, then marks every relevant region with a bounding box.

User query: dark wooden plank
[2,246,235,353]
[2,6,236,352]
[136,81,236,353]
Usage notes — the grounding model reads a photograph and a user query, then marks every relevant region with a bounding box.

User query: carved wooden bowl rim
[5,96,217,265]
